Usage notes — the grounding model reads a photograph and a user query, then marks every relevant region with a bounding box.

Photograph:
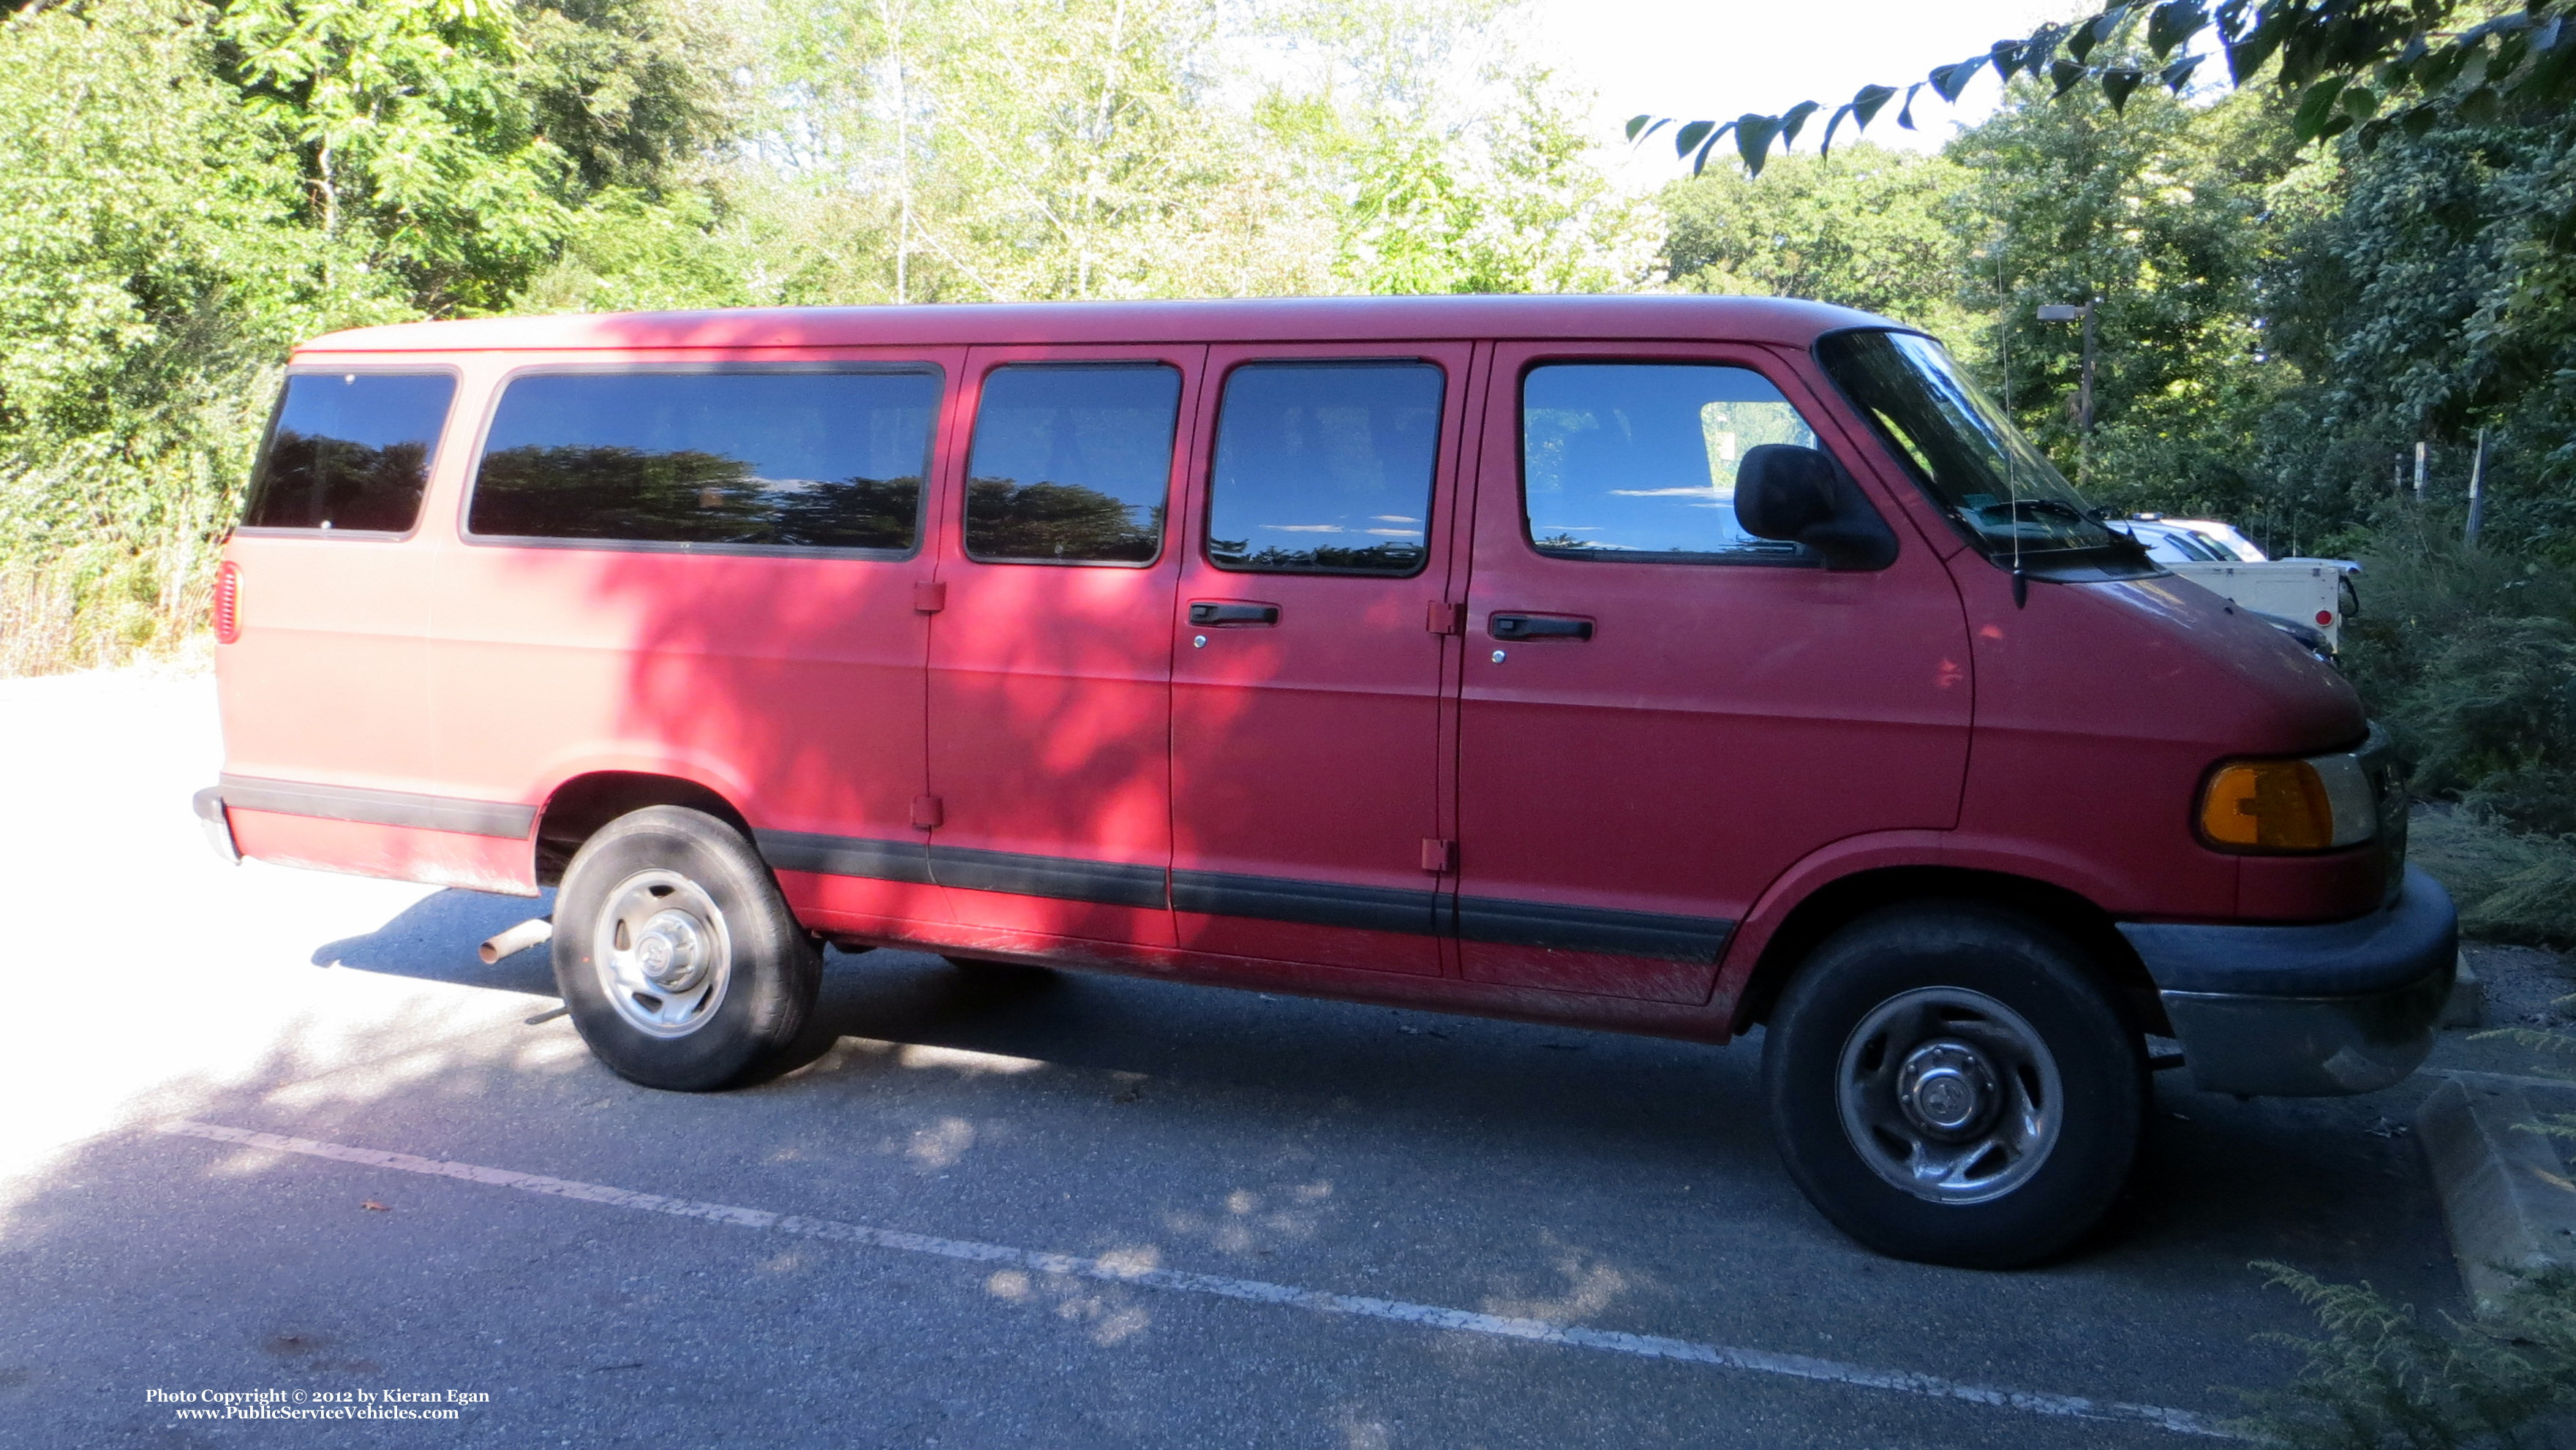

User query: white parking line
[158,1119,2234,1440]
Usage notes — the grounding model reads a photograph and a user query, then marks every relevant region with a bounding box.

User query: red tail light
[213,561,240,644]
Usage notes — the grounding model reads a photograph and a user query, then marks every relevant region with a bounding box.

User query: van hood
[2077,574,2365,755]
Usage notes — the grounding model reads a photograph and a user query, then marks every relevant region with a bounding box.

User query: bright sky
[1523,0,2082,186]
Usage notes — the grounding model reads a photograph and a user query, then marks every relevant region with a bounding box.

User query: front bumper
[2117,865,2457,1096]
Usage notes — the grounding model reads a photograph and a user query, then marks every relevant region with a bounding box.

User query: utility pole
[2037,301,2098,485]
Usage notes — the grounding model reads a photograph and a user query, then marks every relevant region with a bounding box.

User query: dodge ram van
[196,296,2456,1266]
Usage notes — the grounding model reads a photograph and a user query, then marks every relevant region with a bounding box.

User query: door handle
[1488,612,1593,641]
[1189,601,1281,627]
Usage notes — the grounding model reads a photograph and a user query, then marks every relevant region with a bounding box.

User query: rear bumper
[192,786,239,864]
[2117,865,2457,1096]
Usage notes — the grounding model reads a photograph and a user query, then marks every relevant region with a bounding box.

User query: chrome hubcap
[1837,986,2062,1205]
[593,869,731,1038]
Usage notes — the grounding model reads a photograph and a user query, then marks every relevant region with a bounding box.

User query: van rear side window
[1206,362,1442,576]
[964,364,1180,564]
[241,372,456,534]
[467,369,941,552]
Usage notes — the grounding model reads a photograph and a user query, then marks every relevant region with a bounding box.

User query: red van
[195,296,2455,1267]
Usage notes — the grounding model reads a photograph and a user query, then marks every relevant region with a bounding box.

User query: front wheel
[554,806,821,1092]
[1761,902,2144,1268]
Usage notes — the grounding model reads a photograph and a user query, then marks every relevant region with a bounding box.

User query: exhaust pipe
[479,917,553,964]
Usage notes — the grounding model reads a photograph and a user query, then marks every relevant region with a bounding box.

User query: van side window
[240,372,456,534]
[964,364,1179,564]
[467,369,940,551]
[1206,362,1441,576]
[1521,363,1819,564]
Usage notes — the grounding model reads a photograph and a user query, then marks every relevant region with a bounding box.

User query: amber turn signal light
[2198,752,2376,853]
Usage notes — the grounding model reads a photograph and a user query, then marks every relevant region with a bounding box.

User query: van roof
[294,294,1897,356]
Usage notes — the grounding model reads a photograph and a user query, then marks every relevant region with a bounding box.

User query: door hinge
[1420,837,1455,873]
[914,580,947,614]
[911,795,944,829]
[1426,600,1466,635]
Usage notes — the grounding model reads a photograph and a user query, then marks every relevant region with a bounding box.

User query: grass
[2409,807,2576,949]
[0,550,211,679]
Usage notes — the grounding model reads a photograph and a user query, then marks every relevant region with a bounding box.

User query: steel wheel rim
[1835,986,2063,1205]
[591,868,733,1039]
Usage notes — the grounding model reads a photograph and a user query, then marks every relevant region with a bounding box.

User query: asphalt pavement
[0,670,2469,1448]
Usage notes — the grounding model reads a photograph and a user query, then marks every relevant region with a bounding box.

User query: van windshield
[1817,330,2138,572]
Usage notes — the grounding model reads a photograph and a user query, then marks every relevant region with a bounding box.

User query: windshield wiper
[1970,496,2095,526]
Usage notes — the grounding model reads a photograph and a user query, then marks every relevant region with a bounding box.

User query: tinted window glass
[964,365,1178,564]
[241,372,455,532]
[1522,363,1818,563]
[467,369,940,550]
[1207,362,1442,575]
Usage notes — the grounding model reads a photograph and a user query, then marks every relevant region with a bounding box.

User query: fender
[1716,828,2139,1014]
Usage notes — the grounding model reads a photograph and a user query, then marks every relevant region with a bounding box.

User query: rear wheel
[554,806,820,1091]
[1760,902,2144,1268]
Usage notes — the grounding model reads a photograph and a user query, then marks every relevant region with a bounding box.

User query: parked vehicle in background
[195,296,2455,1270]
[2110,514,2362,655]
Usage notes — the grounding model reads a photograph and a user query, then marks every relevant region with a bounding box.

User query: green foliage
[2242,998,2576,1446]
[2241,1262,2576,1449]
[1337,67,1654,295]
[0,0,407,659]
[1657,143,1975,347]
[1947,77,2310,501]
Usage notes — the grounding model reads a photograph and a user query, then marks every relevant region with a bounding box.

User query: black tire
[553,806,821,1092]
[1760,902,2144,1268]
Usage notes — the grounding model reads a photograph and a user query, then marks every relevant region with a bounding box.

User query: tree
[1658,142,1973,346]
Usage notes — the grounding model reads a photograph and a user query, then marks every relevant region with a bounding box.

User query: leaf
[1631,117,1673,149]
[2101,67,2145,110]
[2161,54,2202,92]
[2291,74,2348,141]
[2067,12,2100,63]
[2070,7,2130,64]
[2356,116,2392,151]
[2021,22,2065,70]
[1849,83,1898,129]
[2457,83,2500,125]
[2147,0,2207,58]
[2223,5,2289,84]
[1735,113,1782,174]
[2399,102,2441,137]
[1818,102,1856,157]
[1689,121,1738,175]
[1777,99,1820,149]
[1623,114,1653,143]
[2052,58,2090,97]
[1674,118,1716,160]
[2340,83,2379,120]
[1896,81,1923,129]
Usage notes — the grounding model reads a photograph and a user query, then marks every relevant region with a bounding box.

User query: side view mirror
[1733,444,1899,570]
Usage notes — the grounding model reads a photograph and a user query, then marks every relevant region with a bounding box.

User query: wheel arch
[534,771,756,888]
[1727,865,2162,1037]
